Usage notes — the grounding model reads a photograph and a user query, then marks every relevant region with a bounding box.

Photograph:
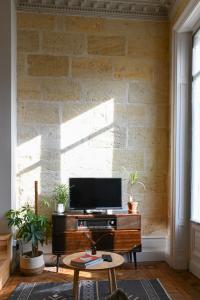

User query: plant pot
[56,203,65,213]
[128,201,138,214]
[20,251,44,276]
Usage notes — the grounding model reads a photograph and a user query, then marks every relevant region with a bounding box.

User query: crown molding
[16,0,174,20]
[169,0,183,21]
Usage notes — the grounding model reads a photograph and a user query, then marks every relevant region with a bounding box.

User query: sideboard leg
[133,252,137,269]
[129,251,132,263]
[56,255,60,272]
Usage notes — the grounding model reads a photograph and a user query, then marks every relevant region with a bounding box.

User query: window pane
[192,29,200,77]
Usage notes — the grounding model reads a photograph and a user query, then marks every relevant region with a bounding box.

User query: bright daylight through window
[191,28,200,223]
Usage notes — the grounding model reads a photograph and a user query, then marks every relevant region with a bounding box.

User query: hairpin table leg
[129,251,132,263]
[133,252,137,269]
[56,254,60,272]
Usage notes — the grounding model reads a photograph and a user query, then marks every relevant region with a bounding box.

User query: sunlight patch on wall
[17,166,41,208]
[17,136,41,173]
[60,99,114,182]
[17,136,41,208]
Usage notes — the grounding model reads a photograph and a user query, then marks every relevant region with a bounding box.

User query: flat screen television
[69,178,122,210]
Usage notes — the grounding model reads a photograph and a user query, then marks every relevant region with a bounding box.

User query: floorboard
[0,262,200,299]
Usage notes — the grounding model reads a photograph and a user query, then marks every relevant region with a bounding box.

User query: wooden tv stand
[52,212,141,271]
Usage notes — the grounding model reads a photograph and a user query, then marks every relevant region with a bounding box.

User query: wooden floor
[1,262,200,299]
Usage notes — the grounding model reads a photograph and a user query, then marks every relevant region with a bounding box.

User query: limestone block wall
[17,12,169,236]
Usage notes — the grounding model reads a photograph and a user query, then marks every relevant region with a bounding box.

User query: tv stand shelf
[52,212,141,271]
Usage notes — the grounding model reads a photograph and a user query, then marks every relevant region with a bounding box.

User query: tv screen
[69,178,122,210]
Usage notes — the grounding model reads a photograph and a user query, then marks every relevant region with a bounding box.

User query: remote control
[102,254,112,262]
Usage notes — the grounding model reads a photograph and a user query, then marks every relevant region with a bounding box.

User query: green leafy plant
[129,172,139,185]
[5,205,49,257]
[54,184,69,205]
[129,171,145,200]
[42,184,69,210]
[129,172,145,187]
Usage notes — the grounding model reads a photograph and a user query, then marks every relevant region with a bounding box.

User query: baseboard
[190,259,200,279]
[137,236,166,262]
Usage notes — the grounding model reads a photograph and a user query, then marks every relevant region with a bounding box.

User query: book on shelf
[70,253,103,268]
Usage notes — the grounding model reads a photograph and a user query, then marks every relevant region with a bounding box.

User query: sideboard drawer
[117,215,141,229]
[52,215,77,231]
[52,229,141,254]
[92,230,141,251]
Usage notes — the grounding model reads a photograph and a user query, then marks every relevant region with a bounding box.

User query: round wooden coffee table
[63,251,124,300]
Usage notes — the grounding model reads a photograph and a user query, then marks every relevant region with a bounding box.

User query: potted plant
[42,184,69,214]
[54,184,69,213]
[128,171,145,214]
[5,205,49,275]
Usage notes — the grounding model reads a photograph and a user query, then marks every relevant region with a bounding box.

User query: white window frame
[168,0,200,270]
[191,28,200,224]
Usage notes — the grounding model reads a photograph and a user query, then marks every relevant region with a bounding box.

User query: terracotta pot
[128,201,138,214]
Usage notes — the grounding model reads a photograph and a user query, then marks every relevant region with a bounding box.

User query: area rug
[8,279,171,300]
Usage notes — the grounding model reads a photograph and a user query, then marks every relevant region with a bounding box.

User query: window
[191,28,200,223]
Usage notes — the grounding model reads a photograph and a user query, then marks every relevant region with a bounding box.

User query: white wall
[0,0,16,233]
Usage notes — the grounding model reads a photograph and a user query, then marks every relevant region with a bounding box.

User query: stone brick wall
[17,12,169,236]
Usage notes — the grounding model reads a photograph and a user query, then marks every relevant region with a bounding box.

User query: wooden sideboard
[52,212,141,271]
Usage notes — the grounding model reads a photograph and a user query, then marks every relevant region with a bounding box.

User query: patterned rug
[8,279,171,300]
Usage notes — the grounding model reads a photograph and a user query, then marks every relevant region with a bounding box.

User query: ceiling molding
[16,0,174,20]
[168,0,182,20]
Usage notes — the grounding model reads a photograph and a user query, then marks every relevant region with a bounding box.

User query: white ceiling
[17,0,175,19]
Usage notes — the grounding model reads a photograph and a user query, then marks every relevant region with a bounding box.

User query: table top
[63,251,124,271]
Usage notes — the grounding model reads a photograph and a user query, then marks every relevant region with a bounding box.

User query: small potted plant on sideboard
[42,184,69,214]
[54,184,69,213]
[128,171,145,214]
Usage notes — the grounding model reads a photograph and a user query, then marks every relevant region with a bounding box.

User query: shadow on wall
[17,98,141,208]
[17,94,168,236]
[17,99,117,211]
